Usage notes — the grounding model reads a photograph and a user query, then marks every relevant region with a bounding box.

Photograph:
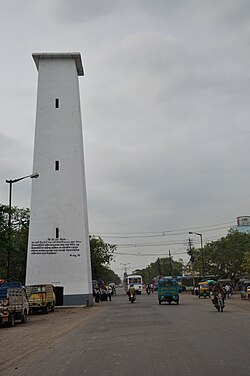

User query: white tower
[26,53,93,306]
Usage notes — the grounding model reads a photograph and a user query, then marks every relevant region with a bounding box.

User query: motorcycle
[211,292,225,312]
[146,287,151,295]
[217,293,225,312]
[129,292,136,303]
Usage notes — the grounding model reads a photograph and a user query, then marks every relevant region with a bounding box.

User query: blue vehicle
[158,277,179,305]
[176,276,183,293]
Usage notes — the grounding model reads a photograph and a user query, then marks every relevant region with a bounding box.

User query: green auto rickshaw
[158,277,179,305]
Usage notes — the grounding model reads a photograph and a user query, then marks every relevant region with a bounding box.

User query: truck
[0,282,29,327]
[26,284,56,314]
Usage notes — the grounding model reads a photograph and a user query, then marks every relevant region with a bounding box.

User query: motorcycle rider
[211,282,225,306]
[128,283,136,300]
[128,283,136,294]
[146,284,151,295]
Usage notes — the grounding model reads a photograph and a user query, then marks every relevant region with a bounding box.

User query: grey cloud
[2,0,250,276]
[40,0,123,23]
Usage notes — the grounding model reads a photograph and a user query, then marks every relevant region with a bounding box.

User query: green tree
[0,205,8,279]
[11,207,29,283]
[89,235,120,283]
[0,204,30,283]
[93,264,121,285]
[134,257,184,284]
[0,205,121,285]
[193,230,250,279]
[242,250,250,276]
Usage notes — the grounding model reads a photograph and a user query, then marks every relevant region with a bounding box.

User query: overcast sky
[1,1,249,278]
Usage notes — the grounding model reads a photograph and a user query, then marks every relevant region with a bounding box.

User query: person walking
[94,287,100,303]
[107,285,113,302]
[225,284,232,299]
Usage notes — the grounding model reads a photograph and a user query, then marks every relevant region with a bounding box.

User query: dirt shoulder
[224,293,250,310]
[0,305,104,375]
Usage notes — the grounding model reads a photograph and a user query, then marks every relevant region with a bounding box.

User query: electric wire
[90,221,234,237]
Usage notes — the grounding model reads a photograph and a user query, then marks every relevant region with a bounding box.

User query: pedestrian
[100,287,105,301]
[194,286,199,296]
[150,283,154,293]
[225,284,232,299]
[94,287,100,303]
[107,285,113,301]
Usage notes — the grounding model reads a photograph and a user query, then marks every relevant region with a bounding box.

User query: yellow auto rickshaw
[198,281,210,298]
[240,280,250,300]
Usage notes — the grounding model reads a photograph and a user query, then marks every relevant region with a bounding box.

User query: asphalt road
[6,290,250,376]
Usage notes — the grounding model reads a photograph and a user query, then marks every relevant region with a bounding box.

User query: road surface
[1,290,249,376]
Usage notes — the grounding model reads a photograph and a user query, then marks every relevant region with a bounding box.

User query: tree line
[1,203,249,286]
[188,229,250,279]
[0,204,121,285]
[132,230,250,283]
[133,257,184,284]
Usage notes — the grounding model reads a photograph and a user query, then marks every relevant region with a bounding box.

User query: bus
[124,275,143,295]
[181,275,206,291]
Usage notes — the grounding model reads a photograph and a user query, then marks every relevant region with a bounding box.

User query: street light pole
[188,237,196,288]
[188,231,205,279]
[5,172,39,281]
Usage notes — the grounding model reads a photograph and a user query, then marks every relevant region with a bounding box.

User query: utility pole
[120,262,130,277]
[169,250,173,276]
[157,258,162,277]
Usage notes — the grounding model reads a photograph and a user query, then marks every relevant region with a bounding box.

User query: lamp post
[189,231,205,279]
[5,172,39,281]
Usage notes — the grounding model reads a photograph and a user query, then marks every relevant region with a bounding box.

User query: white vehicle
[125,275,143,295]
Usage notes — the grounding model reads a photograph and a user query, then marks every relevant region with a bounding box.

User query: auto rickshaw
[198,281,210,298]
[240,280,250,300]
[247,286,250,299]
[158,277,179,305]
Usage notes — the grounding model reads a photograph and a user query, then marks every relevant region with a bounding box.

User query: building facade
[234,216,250,234]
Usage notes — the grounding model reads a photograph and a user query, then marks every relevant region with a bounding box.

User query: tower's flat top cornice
[32,52,84,76]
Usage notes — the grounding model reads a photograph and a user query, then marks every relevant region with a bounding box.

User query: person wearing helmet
[128,283,136,295]
[127,283,136,302]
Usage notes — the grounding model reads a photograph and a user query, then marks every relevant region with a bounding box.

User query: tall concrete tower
[26,53,93,306]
